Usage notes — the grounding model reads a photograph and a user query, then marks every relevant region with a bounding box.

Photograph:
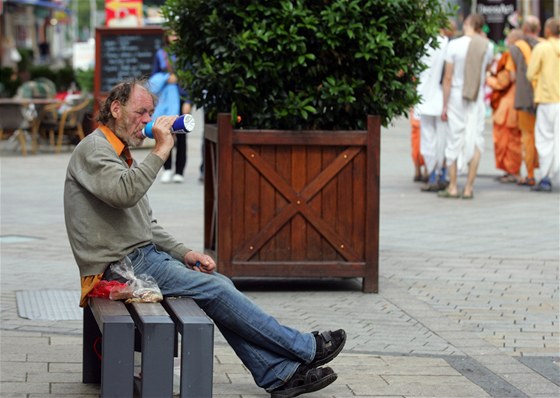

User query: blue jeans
[103,244,315,391]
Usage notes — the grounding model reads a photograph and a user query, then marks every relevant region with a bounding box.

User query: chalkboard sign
[95,27,164,96]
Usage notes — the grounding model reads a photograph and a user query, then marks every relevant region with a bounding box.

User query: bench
[83,296,214,398]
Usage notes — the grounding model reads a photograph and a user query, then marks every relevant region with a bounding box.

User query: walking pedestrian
[417,27,450,192]
[410,108,428,183]
[527,17,560,192]
[486,29,524,183]
[506,15,542,187]
[150,30,192,184]
[438,14,494,199]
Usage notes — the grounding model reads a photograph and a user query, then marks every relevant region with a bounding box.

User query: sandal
[421,184,441,192]
[271,366,337,398]
[499,174,518,183]
[309,329,346,367]
[461,191,474,199]
[437,189,460,199]
[495,173,509,181]
[517,177,536,187]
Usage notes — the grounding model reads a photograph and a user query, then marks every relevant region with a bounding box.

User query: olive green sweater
[64,128,190,277]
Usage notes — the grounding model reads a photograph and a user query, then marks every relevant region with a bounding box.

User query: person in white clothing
[417,30,450,192]
[439,14,494,199]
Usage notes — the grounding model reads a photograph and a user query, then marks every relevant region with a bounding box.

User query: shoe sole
[309,330,347,368]
[271,372,337,398]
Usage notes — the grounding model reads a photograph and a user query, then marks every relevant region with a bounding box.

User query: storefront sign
[476,0,517,43]
[105,0,143,27]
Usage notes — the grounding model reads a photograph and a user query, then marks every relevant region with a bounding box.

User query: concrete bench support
[163,297,214,398]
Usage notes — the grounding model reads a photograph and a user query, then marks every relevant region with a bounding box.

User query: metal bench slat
[129,302,175,397]
[84,298,135,398]
[163,297,214,398]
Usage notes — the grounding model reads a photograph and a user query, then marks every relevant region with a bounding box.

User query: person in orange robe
[410,108,427,182]
[506,16,542,186]
[486,29,523,182]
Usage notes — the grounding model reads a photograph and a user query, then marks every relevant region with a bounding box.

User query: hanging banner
[476,0,517,44]
[105,0,143,27]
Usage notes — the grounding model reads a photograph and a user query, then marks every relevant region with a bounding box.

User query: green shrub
[56,66,76,91]
[16,48,34,74]
[75,68,94,93]
[30,66,75,91]
[2,64,75,96]
[30,66,57,85]
[163,0,451,129]
[0,67,21,97]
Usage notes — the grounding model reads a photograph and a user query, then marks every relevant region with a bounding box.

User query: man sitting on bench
[63,78,346,398]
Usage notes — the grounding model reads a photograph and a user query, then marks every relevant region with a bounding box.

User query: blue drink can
[142,114,196,138]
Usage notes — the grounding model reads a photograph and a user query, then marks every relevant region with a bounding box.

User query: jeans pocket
[128,247,148,275]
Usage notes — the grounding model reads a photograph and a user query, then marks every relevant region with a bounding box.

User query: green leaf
[168,0,453,129]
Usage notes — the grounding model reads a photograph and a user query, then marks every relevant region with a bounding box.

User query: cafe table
[0,97,61,155]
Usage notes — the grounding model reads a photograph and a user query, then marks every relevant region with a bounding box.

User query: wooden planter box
[203,114,380,293]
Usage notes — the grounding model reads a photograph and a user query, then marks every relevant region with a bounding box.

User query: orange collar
[98,125,125,156]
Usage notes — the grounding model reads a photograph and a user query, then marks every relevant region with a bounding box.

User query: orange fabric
[489,53,521,176]
[518,111,539,178]
[487,53,517,128]
[123,146,133,167]
[492,83,518,128]
[80,274,104,307]
[98,125,126,156]
[487,52,514,115]
[493,123,522,175]
[505,49,516,72]
[514,39,532,65]
[410,110,424,167]
[79,125,131,308]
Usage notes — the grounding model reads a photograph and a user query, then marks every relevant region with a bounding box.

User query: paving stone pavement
[0,114,558,397]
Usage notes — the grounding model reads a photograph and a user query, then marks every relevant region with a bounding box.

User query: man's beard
[114,126,144,148]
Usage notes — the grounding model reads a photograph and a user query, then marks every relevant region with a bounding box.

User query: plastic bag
[89,280,129,299]
[90,257,163,303]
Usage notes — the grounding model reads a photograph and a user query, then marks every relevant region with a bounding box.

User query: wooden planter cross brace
[204,114,380,293]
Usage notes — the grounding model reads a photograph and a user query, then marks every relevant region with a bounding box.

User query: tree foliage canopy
[163,0,451,129]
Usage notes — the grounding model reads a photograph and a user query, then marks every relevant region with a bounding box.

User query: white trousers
[535,103,560,182]
[445,88,485,174]
[420,114,449,174]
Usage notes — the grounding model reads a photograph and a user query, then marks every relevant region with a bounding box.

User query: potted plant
[163,0,450,292]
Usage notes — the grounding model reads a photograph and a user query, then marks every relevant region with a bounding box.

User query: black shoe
[270,366,337,398]
[309,329,346,367]
[421,183,440,192]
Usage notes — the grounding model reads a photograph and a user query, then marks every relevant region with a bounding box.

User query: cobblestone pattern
[1,116,558,397]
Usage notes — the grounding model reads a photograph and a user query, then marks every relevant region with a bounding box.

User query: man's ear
[110,100,121,119]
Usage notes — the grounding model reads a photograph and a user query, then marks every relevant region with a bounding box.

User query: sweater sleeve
[150,211,191,262]
[71,137,163,209]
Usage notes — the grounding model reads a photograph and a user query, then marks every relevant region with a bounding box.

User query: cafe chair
[15,78,57,99]
[1,78,57,155]
[0,104,28,155]
[37,94,92,153]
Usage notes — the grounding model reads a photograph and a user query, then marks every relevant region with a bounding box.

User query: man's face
[112,85,154,147]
